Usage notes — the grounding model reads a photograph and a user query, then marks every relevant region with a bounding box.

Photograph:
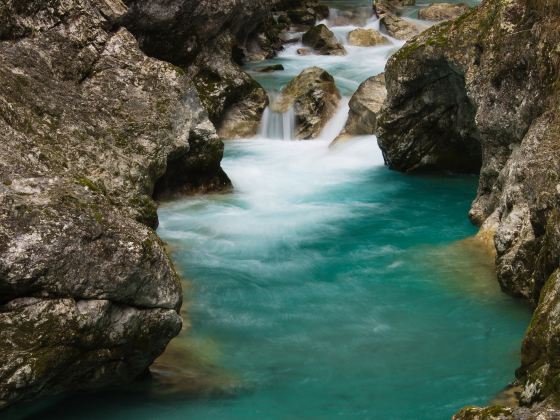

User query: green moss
[75,177,107,195]
[76,177,97,191]
[131,194,158,228]
[156,99,170,114]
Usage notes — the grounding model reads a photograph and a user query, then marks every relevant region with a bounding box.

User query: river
[12,2,531,419]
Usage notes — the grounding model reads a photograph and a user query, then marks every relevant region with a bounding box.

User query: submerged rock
[377,0,560,412]
[348,28,390,46]
[333,74,387,146]
[272,67,341,139]
[418,3,470,21]
[302,24,347,56]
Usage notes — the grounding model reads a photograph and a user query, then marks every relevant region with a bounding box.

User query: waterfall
[259,105,296,141]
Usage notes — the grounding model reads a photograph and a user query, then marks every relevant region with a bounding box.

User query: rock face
[272,67,341,139]
[334,74,387,144]
[418,3,470,21]
[348,28,390,46]
[302,24,347,56]
[124,0,273,139]
[377,0,560,413]
[374,0,423,40]
[0,0,240,409]
[275,0,330,29]
[189,42,269,139]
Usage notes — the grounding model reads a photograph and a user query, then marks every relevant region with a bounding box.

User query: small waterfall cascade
[259,97,296,141]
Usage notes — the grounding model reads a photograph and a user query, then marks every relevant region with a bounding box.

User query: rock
[272,67,341,139]
[277,0,330,27]
[374,0,416,15]
[348,28,390,47]
[279,32,301,44]
[374,0,423,40]
[380,15,422,40]
[124,0,271,139]
[302,24,347,56]
[328,9,370,27]
[188,35,269,140]
[332,74,386,146]
[297,48,313,55]
[0,0,247,409]
[453,404,560,420]
[377,0,560,412]
[418,3,470,21]
[256,64,285,72]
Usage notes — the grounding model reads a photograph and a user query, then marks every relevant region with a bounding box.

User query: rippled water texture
[11,2,531,419]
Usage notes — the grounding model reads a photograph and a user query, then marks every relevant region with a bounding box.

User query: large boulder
[302,24,347,56]
[333,73,387,145]
[0,0,234,409]
[123,0,271,139]
[348,28,390,46]
[418,3,470,21]
[377,0,560,412]
[272,67,341,139]
[188,34,269,139]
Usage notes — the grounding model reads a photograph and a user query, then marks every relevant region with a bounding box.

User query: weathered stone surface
[123,0,272,139]
[272,67,341,139]
[348,28,390,46]
[418,3,470,21]
[377,0,560,412]
[374,0,423,40]
[333,73,386,146]
[453,404,560,419]
[0,0,236,409]
[188,34,269,140]
[302,24,347,56]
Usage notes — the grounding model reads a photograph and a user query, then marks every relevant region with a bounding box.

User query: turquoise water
[9,2,529,419]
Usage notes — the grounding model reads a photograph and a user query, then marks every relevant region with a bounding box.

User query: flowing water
[12,2,531,420]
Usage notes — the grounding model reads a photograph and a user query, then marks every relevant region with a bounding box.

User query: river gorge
[2,0,559,418]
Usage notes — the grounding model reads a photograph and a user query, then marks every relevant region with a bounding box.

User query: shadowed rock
[418,3,470,21]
